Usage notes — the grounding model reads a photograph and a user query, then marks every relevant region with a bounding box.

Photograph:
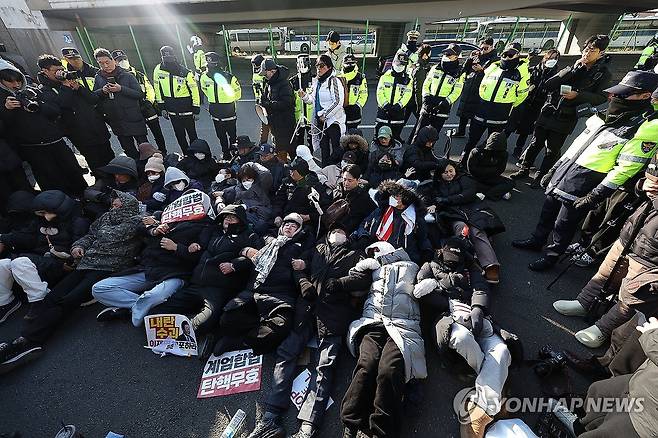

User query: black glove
[423,95,440,107]
[435,196,449,206]
[540,173,552,189]
[470,306,484,337]
[325,278,342,294]
[573,193,601,211]
[192,106,200,116]
[382,103,391,111]
[223,290,254,311]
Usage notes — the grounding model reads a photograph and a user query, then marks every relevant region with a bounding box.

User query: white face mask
[215,173,227,183]
[545,59,558,69]
[392,62,405,73]
[328,232,347,245]
[340,160,349,169]
[173,181,186,191]
[147,175,159,183]
[242,180,254,190]
[389,196,399,207]
[194,152,206,160]
[118,60,130,70]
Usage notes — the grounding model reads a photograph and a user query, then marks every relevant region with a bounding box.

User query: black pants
[474,176,515,200]
[597,314,645,377]
[531,194,588,255]
[456,116,469,135]
[319,122,342,167]
[150,284,234,335]
[341,324,406,438]
[117,135,146,160]
[462,120,504,163]
[374,122,403,143]
[293,125,311,149]
[146,117,167,154]
[20,140,87,196]
[0,167,32,214]
[219,299,294,355]
[519,125,569,176]
[169,115,197,154]
[75,140,116,173]
[413,112,447,143]
[212,119,237,159]
[21,269,109,345]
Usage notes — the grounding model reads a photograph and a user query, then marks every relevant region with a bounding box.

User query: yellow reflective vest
[475,60,530,125]
[253,72,265,101]
[153,64,200,114]
[193,49,207,75]
[128,66,155,104]
[376,71,413,108]
[339,68,368,108]
[422,66,464,105]
[200,70,241,104]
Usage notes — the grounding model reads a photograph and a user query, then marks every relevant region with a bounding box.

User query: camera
[54,70,80,81]
[533,344,567,377]
[14,89,39,112]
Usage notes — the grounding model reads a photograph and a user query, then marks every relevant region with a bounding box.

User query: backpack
[329,75,350,108]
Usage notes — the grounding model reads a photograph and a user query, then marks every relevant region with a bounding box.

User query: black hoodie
[467,131,508,180]
[262,65,296,153]
[177,139,220,190]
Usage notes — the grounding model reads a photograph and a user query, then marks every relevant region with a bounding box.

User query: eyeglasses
[316,63,327,69]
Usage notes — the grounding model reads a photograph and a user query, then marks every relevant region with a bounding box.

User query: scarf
[99,67,120,78]
[252,235,292,289]
[375,204,416,241]
[315,69,333,115]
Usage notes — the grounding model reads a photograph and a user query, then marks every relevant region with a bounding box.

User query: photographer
[512,35,612,186]
[60,47,97,93]
[93,48,148,160]
[0,59,87,196]
[37,54,115,174]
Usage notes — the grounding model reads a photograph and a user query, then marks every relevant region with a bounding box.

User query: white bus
[217,28,286,54]
[284,31,376,54]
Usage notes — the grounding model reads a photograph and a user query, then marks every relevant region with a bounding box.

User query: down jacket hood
[412,126,439,148]
[340,132,369,152]
[32,190,76,219]
[188,138,211,155]
[0,59,27,95]
[217,203,248,227]
[164,167,190,187]
[484,131,507,151]
[374,179,425,213]
[6,190,35,214]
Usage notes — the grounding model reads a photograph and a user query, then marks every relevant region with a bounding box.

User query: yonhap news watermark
[453,387,645,424]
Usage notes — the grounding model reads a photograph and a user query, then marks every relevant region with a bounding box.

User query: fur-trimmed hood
[340,132,369,152]
[374,179,425,214]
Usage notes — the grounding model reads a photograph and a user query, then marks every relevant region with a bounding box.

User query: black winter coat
[295,240,362,336]
[467,144,508,181]
[272,173,330,222]
[507,63,558,135]
[0,86,64,145]
[457,51,499,119]
[332,183,377,234]
[177,139,220,190]
[94,67,147,137]
[402,128,441,181]
[262,66,296,153]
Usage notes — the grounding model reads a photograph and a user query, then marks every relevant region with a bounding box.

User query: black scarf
[606,97,651,121]
[317,68,333,84]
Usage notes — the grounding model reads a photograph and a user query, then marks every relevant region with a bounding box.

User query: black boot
[511,238,543,251]
[510,168,529,180]
[0,337,42,374]
[528,254,559,271]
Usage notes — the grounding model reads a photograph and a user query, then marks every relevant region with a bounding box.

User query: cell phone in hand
[107,77,116,84]
[560,85,572,95]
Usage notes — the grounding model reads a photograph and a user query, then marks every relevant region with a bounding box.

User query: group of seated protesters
[0,126,515,438]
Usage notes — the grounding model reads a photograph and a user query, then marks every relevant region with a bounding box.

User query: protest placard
[290,369,333,411]
[144,314,197,357]
[198,349,263,398]
[161,190,209,224]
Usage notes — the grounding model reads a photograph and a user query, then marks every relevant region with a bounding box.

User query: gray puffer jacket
[222,162,273,221]
[341,243,427,382]
[73,191,143,272]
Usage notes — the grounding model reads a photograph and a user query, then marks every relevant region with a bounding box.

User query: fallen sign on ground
[198,349,263,398]
[143,314,198,357]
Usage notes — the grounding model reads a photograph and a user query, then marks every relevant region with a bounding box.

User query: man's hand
[5,97,21,110]
[62,80,80,90]
[71,247,85,258]
[540,173,552,189]
[188,243,201,253]
[161,109,169,119]
[153,223,170,236]
[291,259,306,271]
[472,64,484,73]
[637,316,658,333]
[642,178,658,197]
[160,237,177,251]
[297,89,306,98]
[300,214,311,222]
[142,216,157,226]
[562,91,579,100]
[219,262,235,274]
[573,193,600,211]
[274,216,282,226]
[106,82,121,93]
[243,247,259,259]
[318,115,326,124]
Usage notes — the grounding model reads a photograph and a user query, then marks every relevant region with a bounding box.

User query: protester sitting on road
[84,156,139,219]
[367,126,404,173]
[136,142,160,179]
[247,224,362,438]
[422,161,505,284]
[222,162,273,235]
[335,242,426,438]
[553,165,658,348]
[339,128,370,174]
[354,179,432,265]
[136,154,166,213]
[160,166,204,208]
[175,138,220,190]
[0,191,35,254]
[364,152,402,189]
[329,164,376,234]
[149,204,262,355]
[256,143,285,197]
[0,190,88,322]
[214,213,305,356]
[0,191,142,374]
[401,125,441,181]
[466,131,515,201]
[414,238,513,438]
[92,189,214,326]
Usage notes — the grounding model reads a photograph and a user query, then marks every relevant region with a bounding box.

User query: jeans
[92,271,184,327]
[0,257,50,305]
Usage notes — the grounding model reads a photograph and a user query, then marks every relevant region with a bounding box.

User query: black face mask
[607,96,650,117]
[225,223,242,235]
[500,58,520,70]
[407,41,417,52]
[378,161,394,170]
[441,60,459,73]
[343,65,356,73]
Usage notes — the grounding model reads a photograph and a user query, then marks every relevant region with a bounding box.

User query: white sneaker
[565,242,583,255]
[553,300,587,316]
[502,192,511,200]
[574,252,595,267]
[575,325,607,348]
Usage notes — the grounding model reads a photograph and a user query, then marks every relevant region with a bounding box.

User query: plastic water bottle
[220,409,247,438]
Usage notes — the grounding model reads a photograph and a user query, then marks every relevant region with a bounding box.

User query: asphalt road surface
[1,84,602,437]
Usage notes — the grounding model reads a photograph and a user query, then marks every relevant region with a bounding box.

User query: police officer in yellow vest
[61,47,97,92]
[189,35,207,78]
[112,49,167,154]
[153,45,200,153]
[513,71,658,271]
[200,51,241,159]
[339,53,368,130]
[461,42,530,165]
[413,43,464,141]
[636,33,658,72]
[376,50,413,141]
[290,53,313,146]
[251,53,270,144]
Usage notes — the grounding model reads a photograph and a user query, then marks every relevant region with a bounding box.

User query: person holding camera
[513,71,658,272]
[93,48,148,160]
[512,35,612,186]
[0,59,87,196]
[36,54,115,175]
[60,47,97,93]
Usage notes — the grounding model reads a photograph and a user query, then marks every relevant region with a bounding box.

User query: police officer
[153,45,200,154]
[60,47,97,93]
[375,50,413,142]
[251,53,270,144]
[401,29,422,130]
[339,53,368,130]
[290,53,313,146]
[112,49,167,154]
[199,51,241,159]
[413,43,464,141]
[461,42,530,166]
[190,35,207,79]
[513,71,658,271]
[635,32,658,71]
[325,30,346,71]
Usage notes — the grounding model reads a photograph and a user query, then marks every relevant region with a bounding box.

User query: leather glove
[161,109,169,119]
[382,103,391,111]
[573,193,601,211]
[540,173,552,189]
[470,306,484,337]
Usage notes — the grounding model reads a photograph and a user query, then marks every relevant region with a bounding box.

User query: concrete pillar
[557,13,619,55]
